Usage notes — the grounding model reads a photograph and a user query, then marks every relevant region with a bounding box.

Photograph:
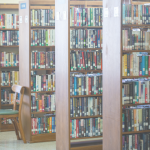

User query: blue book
[38,118,41,134]
[55,117,56,133]
[74,77,77,95]
[72,120,74,138]
[142,56,145,76]
[143,134,146,150]
[122,4,125,24]
[52,117,54,133]
[77,8,79,26]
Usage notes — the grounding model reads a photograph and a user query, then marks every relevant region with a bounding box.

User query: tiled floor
[0,131,56,150]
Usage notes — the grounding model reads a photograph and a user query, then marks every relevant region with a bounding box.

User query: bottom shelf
[30,133,56,143]
[0,124,14,132]
[71,140,103,150]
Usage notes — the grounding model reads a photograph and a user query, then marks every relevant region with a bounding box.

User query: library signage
[20,3,26,9]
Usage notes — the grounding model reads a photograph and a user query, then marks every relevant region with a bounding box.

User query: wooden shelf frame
[19,0,56,143]
[0,3,19,133]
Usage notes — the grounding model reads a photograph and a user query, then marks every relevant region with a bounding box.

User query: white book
[38,76,41,91]
[36,75,39,91]
[129,135,133,150]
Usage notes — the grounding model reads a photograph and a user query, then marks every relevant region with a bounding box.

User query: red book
[43,75,46,91]
[135,134,137,149]
[42,95,45,112]
[145,87,148,103]
[74,8,77,26]
[35,118,37,134]
[148,56,150,75]
[88,77,91,95]
[31,118,34,135]
[79,12,81,26]
[82,52,85,70]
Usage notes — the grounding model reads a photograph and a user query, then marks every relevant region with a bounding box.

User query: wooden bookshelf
[122,76,150,79]
[122,50,150,53]
[122,103,150,107]
[56,0,103,150]
[122,130,150,135]
[19,0,56,143]
[0,4,19,133]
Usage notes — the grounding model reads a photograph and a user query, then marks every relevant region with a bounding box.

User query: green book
[36,100,39,112]
[145,55,148,75]
[90,8,93,26]
[46,30,48,46]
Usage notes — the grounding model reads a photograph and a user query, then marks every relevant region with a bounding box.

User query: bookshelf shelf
[1,104,19,107]
[1,66,19,69]
[71,115,102,119]
[70,26,102,29]
[122,76,150,79]
[31,46,55,48]
[122,103,150,107]
[71,136,103,140]
[122,50,150,53]
[0,46,19,48]
[0,4,18,9]
[1,86,11,88]
[31,91,55,94]
[31,26,55,29]
[70,94,102,98]
[122,130,150,135]
[0,28,19,31]
[122,24,150,28]
[70,48,102,51]
[31,111,55,115]
[31,68,55,71]
[70,69,102,73]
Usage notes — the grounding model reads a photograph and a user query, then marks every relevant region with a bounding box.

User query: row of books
[70,118,103,138]
[31,9,55,27]
[31,73,55,92]
[0,31,19,46]
[1,118,12,124]
[70,29,103,49]
[0,14,19,29]
[70,97,102,117]
[31,29,55,46]
[31,93,55,112]
[122,107,150,132]
[122,53,150,76]
[122,133,150,150]
[122,29,150,51]
[122,80,150,105]
[122,4,150,25]
[31,116,56,135]
[70,7,103,27]
[1,89,20,104]
[70,73,102,96]
[0,52,19,67]
[1,71,19,86]
[31,51,55,69]
[70,50,102,71]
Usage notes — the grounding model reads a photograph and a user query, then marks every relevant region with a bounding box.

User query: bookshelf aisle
[19,0,56,143]
[0,4,19,132]
[56,0,103,150]
[103,0,150,149]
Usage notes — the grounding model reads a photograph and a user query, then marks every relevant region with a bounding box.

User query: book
[31,71,55,92]
[70,29,102,49]
[0,52,19,67]
[70,7,103,27]
[0,31,19,46]
[31,115,56,135]
[70,96,102,117]
[31,51,55,69]
[31,9,55,26]
[70,117,103,138]
[70,50,102,71]
[31,29,55,46]
[0,14,19,29]
[70,73,102,96]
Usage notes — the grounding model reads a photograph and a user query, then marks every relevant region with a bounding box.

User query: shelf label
[104,8,108,18]
[20,3,26,9]
[114,7,119,17]
[19,16,22,24]
[25,15,28,23]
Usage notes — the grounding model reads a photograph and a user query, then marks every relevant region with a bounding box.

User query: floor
[0,131,56,150]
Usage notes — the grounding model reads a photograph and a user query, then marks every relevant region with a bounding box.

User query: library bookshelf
[103,0,150,149]
[0,4,19,132]
[56,0,103,150]
[19,0,56,143]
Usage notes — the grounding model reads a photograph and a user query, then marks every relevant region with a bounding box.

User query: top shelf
[0,4,18,9]
[0,29,19,31]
